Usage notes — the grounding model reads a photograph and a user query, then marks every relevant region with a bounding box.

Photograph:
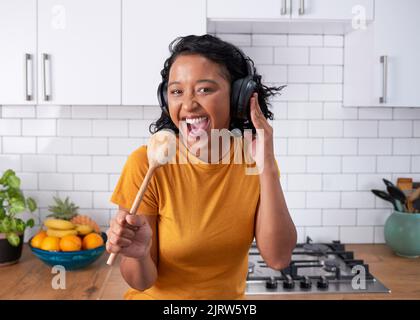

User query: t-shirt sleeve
[110,145,159,215]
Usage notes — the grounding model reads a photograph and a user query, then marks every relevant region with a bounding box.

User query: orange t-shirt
[110,135,279,299]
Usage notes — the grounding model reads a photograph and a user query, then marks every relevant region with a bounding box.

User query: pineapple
[47,196,100,233]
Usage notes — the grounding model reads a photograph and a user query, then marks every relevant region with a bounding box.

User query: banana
[44,218,75,230]
[47,228,78,238]
[75,224,93,236]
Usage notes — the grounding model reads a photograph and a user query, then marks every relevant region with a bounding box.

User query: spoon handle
[106,166,157,266]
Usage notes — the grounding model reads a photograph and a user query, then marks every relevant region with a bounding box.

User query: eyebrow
[168,79,219,87]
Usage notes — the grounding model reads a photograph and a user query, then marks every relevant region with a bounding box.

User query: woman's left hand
[244,92,276,173]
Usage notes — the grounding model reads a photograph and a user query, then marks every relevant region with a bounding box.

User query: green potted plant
[0,169,37,266]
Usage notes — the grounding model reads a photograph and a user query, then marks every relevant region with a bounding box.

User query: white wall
[1,33,420,243]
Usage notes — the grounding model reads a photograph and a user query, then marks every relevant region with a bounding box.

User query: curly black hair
[149,34,285,134]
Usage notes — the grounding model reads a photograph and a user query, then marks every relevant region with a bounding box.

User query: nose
[181,91,199,112]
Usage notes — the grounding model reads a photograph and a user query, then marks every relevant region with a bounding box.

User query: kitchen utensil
[397,177,413,191]
[413,198,420,211]
[106,130,174,266]
[387,185,407,212]
[371,189,398,211]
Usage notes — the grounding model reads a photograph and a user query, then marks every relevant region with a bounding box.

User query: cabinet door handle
[299,0,305,15]
[379,55,388,104]
[25,53,33,101]
[42,53,51,101]
[281,0,287,15]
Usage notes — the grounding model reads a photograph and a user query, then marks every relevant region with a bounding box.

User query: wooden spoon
[106,130,175,266]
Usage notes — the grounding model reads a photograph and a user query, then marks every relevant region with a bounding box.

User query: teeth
[185,116,208,124]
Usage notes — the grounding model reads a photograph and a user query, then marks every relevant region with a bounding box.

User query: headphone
[157,48,257,122]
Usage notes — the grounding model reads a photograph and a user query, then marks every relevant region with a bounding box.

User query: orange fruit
[40,236,60,251]
[30,231,47,249]
[59,235,82,252]
[82,233,104,250]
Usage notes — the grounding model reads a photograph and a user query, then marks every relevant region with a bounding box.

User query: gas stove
[246,237,390,295]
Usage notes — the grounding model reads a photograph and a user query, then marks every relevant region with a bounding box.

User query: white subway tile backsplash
[305,227,339,242]
[71,106,107,119]
[241,46,273,64]
[93,192,114,209]
[323,35,343,47]
[283,191,306,209]
[357,209,392,226]
[288,66,323,83]
[39,173,73,190]
[309,84,342,101]
[57,156,91,173]
[341,191,375,209]
[323,209,356,226]
[0,155,21,171]
[412,156,420,172]
[290,209,322,226]
[358,138,392,155]
[323,66,343,83]
[272,120,307,137]
[74,174,108,191]
[393,109,420,120]
[93,120,128,137]
[323,138,357,155]
[275,47,308,65]
[3,137,36,153]
[252,34,287,47]
[307,192,340,208]
[16,172,38,190]
[275,84,309,101]
[72,138,107,155]
[1,106,35,118]
[58,119,92,137]
[36,106,71,118]
[58,191,93,208]
[379,121,413,137]
[307,156,341,173]
[37,137,71,154]
[218,33,252,46]
[287,102,323,119]
[340,227,373,243]
[92,156,126,173]
[343,121,377,137]
[288,138,322,155]
[25,191,58,208]
[22,119,56,136]
[323,102,357,120]
[415,121,420,137]
[109,138,143,155]
[142,106,162,120]
[276,156,306,173]
[271,101,288,119]
[0,119,21,135]
[393,139,420,155]
[377,156,411,173]
[357,173,392,191]
[129,120,153,137]
[308,120,343,137]
[22,155,56,172]
[343,156,376,173]
[359,108,392,120]
[310,48,343,65]
[257,65,287,83]
[374,227,385,244]
[288,35,322,47]
[323,174,356,191]
[287,174,322,191]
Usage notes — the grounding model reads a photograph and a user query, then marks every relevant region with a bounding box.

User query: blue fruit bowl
[29,232,107,270]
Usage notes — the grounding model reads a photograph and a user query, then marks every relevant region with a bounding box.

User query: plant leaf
[7,175,20,189]
[6,232,20,247]
[27,197,37,212]
[0,169,15,185]
[1,218,11,233]
[9,198,26,215]
[26,218,34,229]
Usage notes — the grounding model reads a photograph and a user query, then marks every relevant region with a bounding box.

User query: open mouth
[184,116,210,137]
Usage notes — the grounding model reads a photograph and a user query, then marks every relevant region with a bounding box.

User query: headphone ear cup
[157,81,169,115]
[230,78,245,120]
[235,76,257,120]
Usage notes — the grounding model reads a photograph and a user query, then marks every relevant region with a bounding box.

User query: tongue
[189,119,208,135]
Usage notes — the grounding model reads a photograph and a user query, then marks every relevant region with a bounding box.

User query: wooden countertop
[0,244,419,300]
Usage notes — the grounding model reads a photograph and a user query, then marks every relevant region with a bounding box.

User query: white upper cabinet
[0,0,36,104]
[122,0,206,105]
[207,0,290,20]
[344,0,420,107]
[37,0,121,105]
[291,0,374,21]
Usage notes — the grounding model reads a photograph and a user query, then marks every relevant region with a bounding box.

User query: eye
[170,89,182,96]
[198,87,213,94]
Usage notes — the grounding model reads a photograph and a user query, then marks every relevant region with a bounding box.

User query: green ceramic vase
[384,210,420,258]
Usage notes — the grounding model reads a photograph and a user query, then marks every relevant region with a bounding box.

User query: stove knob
[317,276,329,289]
[265,276,278,289]
[283,275,295,289]
[300,276,312,289]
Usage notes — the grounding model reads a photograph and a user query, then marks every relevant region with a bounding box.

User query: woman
[106,34,297,300]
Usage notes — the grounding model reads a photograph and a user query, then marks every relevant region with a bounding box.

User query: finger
[126,214,147,228]
[106,241,121,254]
[108,233,132,248]
[116,210,129,226]
[112,224,136,239]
